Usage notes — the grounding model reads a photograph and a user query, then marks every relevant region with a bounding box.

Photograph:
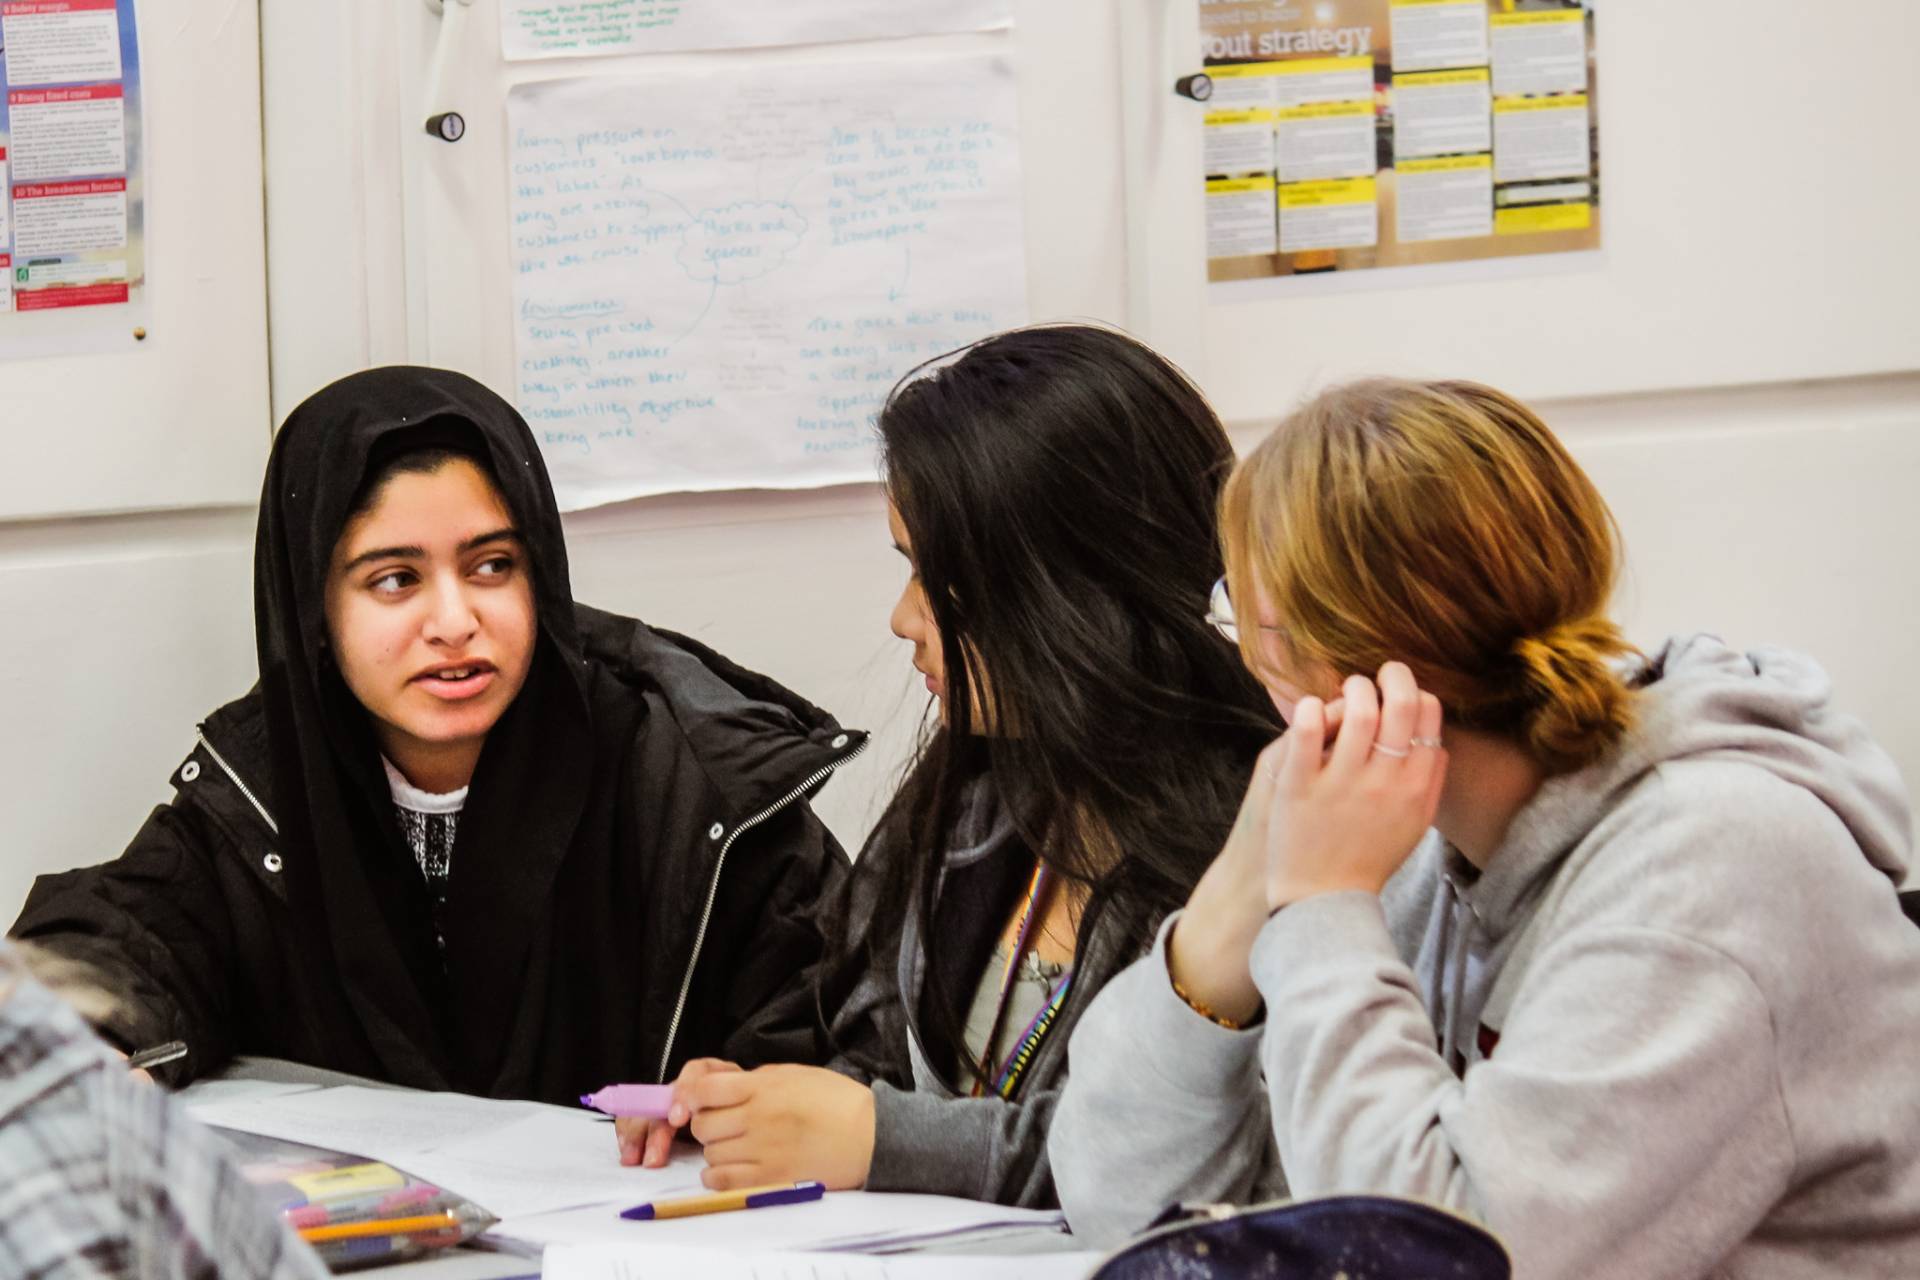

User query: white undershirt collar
[381,757,469,815]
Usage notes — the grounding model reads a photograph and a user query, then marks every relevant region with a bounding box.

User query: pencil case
[212,1126,492,1271]
[1091,1193,1511,1280]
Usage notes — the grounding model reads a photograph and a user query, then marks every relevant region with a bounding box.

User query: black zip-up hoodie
[11,367,863,1103]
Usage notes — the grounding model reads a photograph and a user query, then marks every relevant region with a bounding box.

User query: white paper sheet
[506,53,1028,508]
[189,1084,540,1161]
[542,1243,1101,1280]
[189,1082,1072,1261]
[488,1191,1064,1258]
[186,1083,704,1220]
[177,1077,326,1110]
[401,1109,707,1219]
[501,0,1011,61]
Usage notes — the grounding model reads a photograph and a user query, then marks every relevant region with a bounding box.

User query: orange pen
[298,1208,482,1244]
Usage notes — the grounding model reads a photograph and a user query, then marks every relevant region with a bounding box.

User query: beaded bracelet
[1170,974,1245,1031]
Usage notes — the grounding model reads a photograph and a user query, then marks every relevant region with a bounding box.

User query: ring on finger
[1370,742,1410,759]
[1410,736,1444,748]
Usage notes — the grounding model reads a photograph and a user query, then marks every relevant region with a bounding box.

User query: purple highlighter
[579,1083,676,1119]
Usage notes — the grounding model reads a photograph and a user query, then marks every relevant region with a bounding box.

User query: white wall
[1557,376,1920,793]
[0,1,1915,923]
[0,1,271,522]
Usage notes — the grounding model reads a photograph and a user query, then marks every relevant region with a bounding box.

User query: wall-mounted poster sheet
[1200,0,1598,297]
[502,0,1011,61]
[506,53,1028,508]
[0,0,146,356]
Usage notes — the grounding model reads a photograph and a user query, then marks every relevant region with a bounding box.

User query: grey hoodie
[1051,636,1920,1277]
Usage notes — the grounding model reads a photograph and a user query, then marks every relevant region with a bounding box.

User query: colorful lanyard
[988,970,1072,1099]
[971,864,1071,1100]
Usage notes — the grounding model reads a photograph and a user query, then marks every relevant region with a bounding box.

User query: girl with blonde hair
[1050,378,1920,1278]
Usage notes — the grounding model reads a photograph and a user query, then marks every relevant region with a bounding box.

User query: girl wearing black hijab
[12,367,863,1103]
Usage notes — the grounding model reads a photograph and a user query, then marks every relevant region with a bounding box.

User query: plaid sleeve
[103,1069,332,1280]
[0,973,328,1280]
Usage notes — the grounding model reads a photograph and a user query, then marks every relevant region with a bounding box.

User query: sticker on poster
[0,0,148,358]
[1200,0,1600,296]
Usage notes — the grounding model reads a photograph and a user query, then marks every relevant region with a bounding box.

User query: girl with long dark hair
[616,325,1279,1206]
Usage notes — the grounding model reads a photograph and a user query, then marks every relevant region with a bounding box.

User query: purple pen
[621,1180,826,1220]
[579,1083,675,1119]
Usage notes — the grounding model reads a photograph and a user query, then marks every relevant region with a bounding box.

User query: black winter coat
[13,607,861,1101]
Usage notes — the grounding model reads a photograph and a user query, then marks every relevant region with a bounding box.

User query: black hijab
[256,366,594,1092]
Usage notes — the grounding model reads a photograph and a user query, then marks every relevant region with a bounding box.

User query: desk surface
[199,1059,1078,1276]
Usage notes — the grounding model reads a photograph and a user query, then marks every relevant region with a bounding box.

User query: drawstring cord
[1437,872,1477,1072]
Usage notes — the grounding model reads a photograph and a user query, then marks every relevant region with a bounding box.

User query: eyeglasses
[1206,576,1286,645]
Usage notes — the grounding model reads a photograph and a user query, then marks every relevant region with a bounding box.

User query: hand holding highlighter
[580,1084,675,1119]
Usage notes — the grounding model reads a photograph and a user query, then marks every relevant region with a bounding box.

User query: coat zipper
[201,726,858,1080]
[195,730,280,836]
[655,736,868,1082]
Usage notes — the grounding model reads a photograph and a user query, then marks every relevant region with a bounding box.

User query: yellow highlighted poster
[1204,108,1278,176]
[1202,0,1600,292]
[1496,200,1591,235]
[1208,175,1279,259]
[1397,154,1492,242]
[1390,0,1489,73]
[1276,101,1376,182]
[1271,56,1375,107]
[1279,176,1379,252]
[1493,93,1590,183]
[1491,9,1588,97]
[1393,68,1492,158]
[1205,62,1281,110]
